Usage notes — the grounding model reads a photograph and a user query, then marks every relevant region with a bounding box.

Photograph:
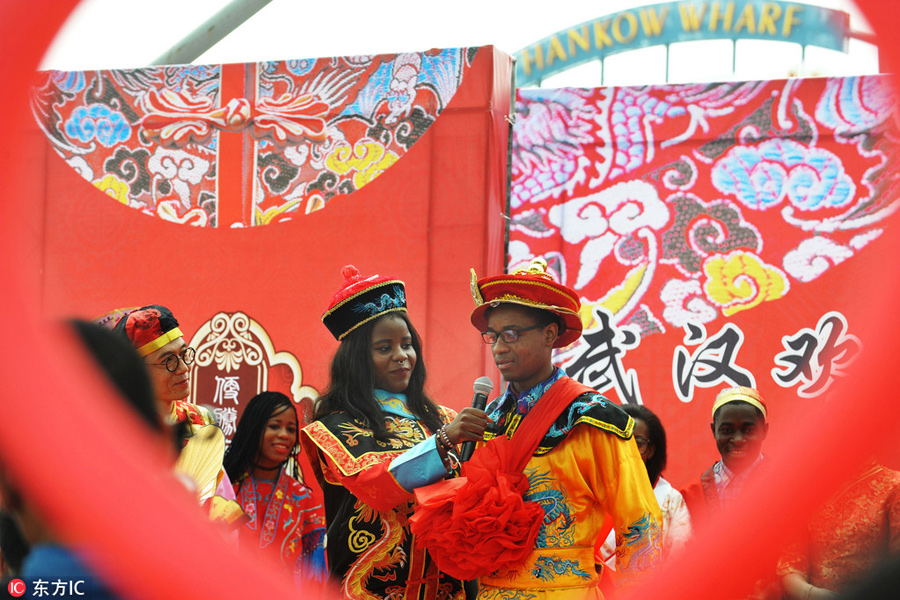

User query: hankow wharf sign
[515,1,850,86]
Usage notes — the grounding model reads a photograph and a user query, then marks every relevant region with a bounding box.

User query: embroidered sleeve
[586,426,663,587]
[301,421,411,512]
[325,448,412,511]
[300,528,327,582]
[301,408,457,512]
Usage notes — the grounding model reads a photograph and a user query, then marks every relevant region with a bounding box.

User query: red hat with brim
[470,258,582,348]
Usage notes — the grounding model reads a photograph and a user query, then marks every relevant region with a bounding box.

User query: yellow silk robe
[478,403,662,599]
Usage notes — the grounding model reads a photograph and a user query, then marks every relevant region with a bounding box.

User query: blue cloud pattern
[711,138,855,211]
[64,104,131,147]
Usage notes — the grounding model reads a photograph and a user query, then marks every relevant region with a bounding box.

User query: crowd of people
[1,257,898,599]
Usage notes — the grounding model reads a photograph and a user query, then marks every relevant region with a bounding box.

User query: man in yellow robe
[468,257,662,599]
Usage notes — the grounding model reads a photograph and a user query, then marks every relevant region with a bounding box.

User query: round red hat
[470,257,582,348]
[322,265,407,341]
[112,304,183,357]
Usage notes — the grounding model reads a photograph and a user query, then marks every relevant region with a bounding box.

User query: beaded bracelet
[438,425,455,450]
[435,425,449,450]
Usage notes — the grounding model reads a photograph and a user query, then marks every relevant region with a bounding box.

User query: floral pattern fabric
[233,467,326,583]
[33,49,476,227]
[509,76,899,411]
[512,78,898,320]
[777,463,900,592]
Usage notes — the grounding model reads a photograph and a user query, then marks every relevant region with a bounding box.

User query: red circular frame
[0,2,896,599]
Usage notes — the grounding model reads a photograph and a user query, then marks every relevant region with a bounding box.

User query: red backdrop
[509,76,900,487]
[1,2,899,599]
[30,46,511,435]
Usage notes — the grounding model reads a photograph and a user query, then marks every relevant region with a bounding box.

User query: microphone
[459,376,494,462]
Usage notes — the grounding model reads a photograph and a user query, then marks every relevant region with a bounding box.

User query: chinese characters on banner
[188,311,318,449]
[772,311,860,398]
[510,76,895,485]
[556,307,860,408]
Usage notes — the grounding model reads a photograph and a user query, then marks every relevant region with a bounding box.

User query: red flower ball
[410,436,546,581]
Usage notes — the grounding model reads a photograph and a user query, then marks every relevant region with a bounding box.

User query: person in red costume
[301,265,490,600]
[113,305,200,423]
[224,391,326,587]
[777,461,900,599]
[681,385,779,599]
[681,386,770,524]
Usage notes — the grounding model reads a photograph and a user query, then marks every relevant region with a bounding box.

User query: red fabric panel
[425,47,511,404]
[0,2,898,600]
[217,62,250,229]
[38,47,510,414]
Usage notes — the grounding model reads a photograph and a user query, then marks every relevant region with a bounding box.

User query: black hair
[712,400,766,425]
[223,391,297,489]
[0,509,29,576]
[622,403,667,486]
[69,319,164,435]
[315,312,444,441]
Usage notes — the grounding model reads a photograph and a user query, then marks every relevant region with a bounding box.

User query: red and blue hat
[112,305,183,357]
[322,265,407,341]
[470,257,582,348]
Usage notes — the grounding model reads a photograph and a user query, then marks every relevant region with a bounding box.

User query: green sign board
[515,1,850,86]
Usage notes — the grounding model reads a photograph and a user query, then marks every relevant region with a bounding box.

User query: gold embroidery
[348,515,377,554]
[338,420,374,447]
[480,277,580,306]
[343,510,405,598]
[470,268,484,306]
[513,256,551,277]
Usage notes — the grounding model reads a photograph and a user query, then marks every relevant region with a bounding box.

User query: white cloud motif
[507,240,533,272]
[783,237,853,282]
[547,180,669,289]
[148,148,211,209]
[66,156,93,181]
[661,279,717,327]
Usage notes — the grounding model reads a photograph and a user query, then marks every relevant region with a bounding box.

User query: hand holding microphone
[442,376,494,463]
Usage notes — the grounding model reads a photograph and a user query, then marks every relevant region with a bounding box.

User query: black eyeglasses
[634,436,652,452]
[481,324,545,344]
[149,347,196,372]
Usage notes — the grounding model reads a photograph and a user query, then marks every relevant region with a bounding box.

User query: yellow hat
[712,386,767,420]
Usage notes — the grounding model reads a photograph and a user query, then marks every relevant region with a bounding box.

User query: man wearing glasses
[465,257,662,598]
[113,305,238,508]
[113,304,199,422]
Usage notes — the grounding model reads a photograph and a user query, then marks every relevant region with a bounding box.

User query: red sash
[409,377,593,580]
